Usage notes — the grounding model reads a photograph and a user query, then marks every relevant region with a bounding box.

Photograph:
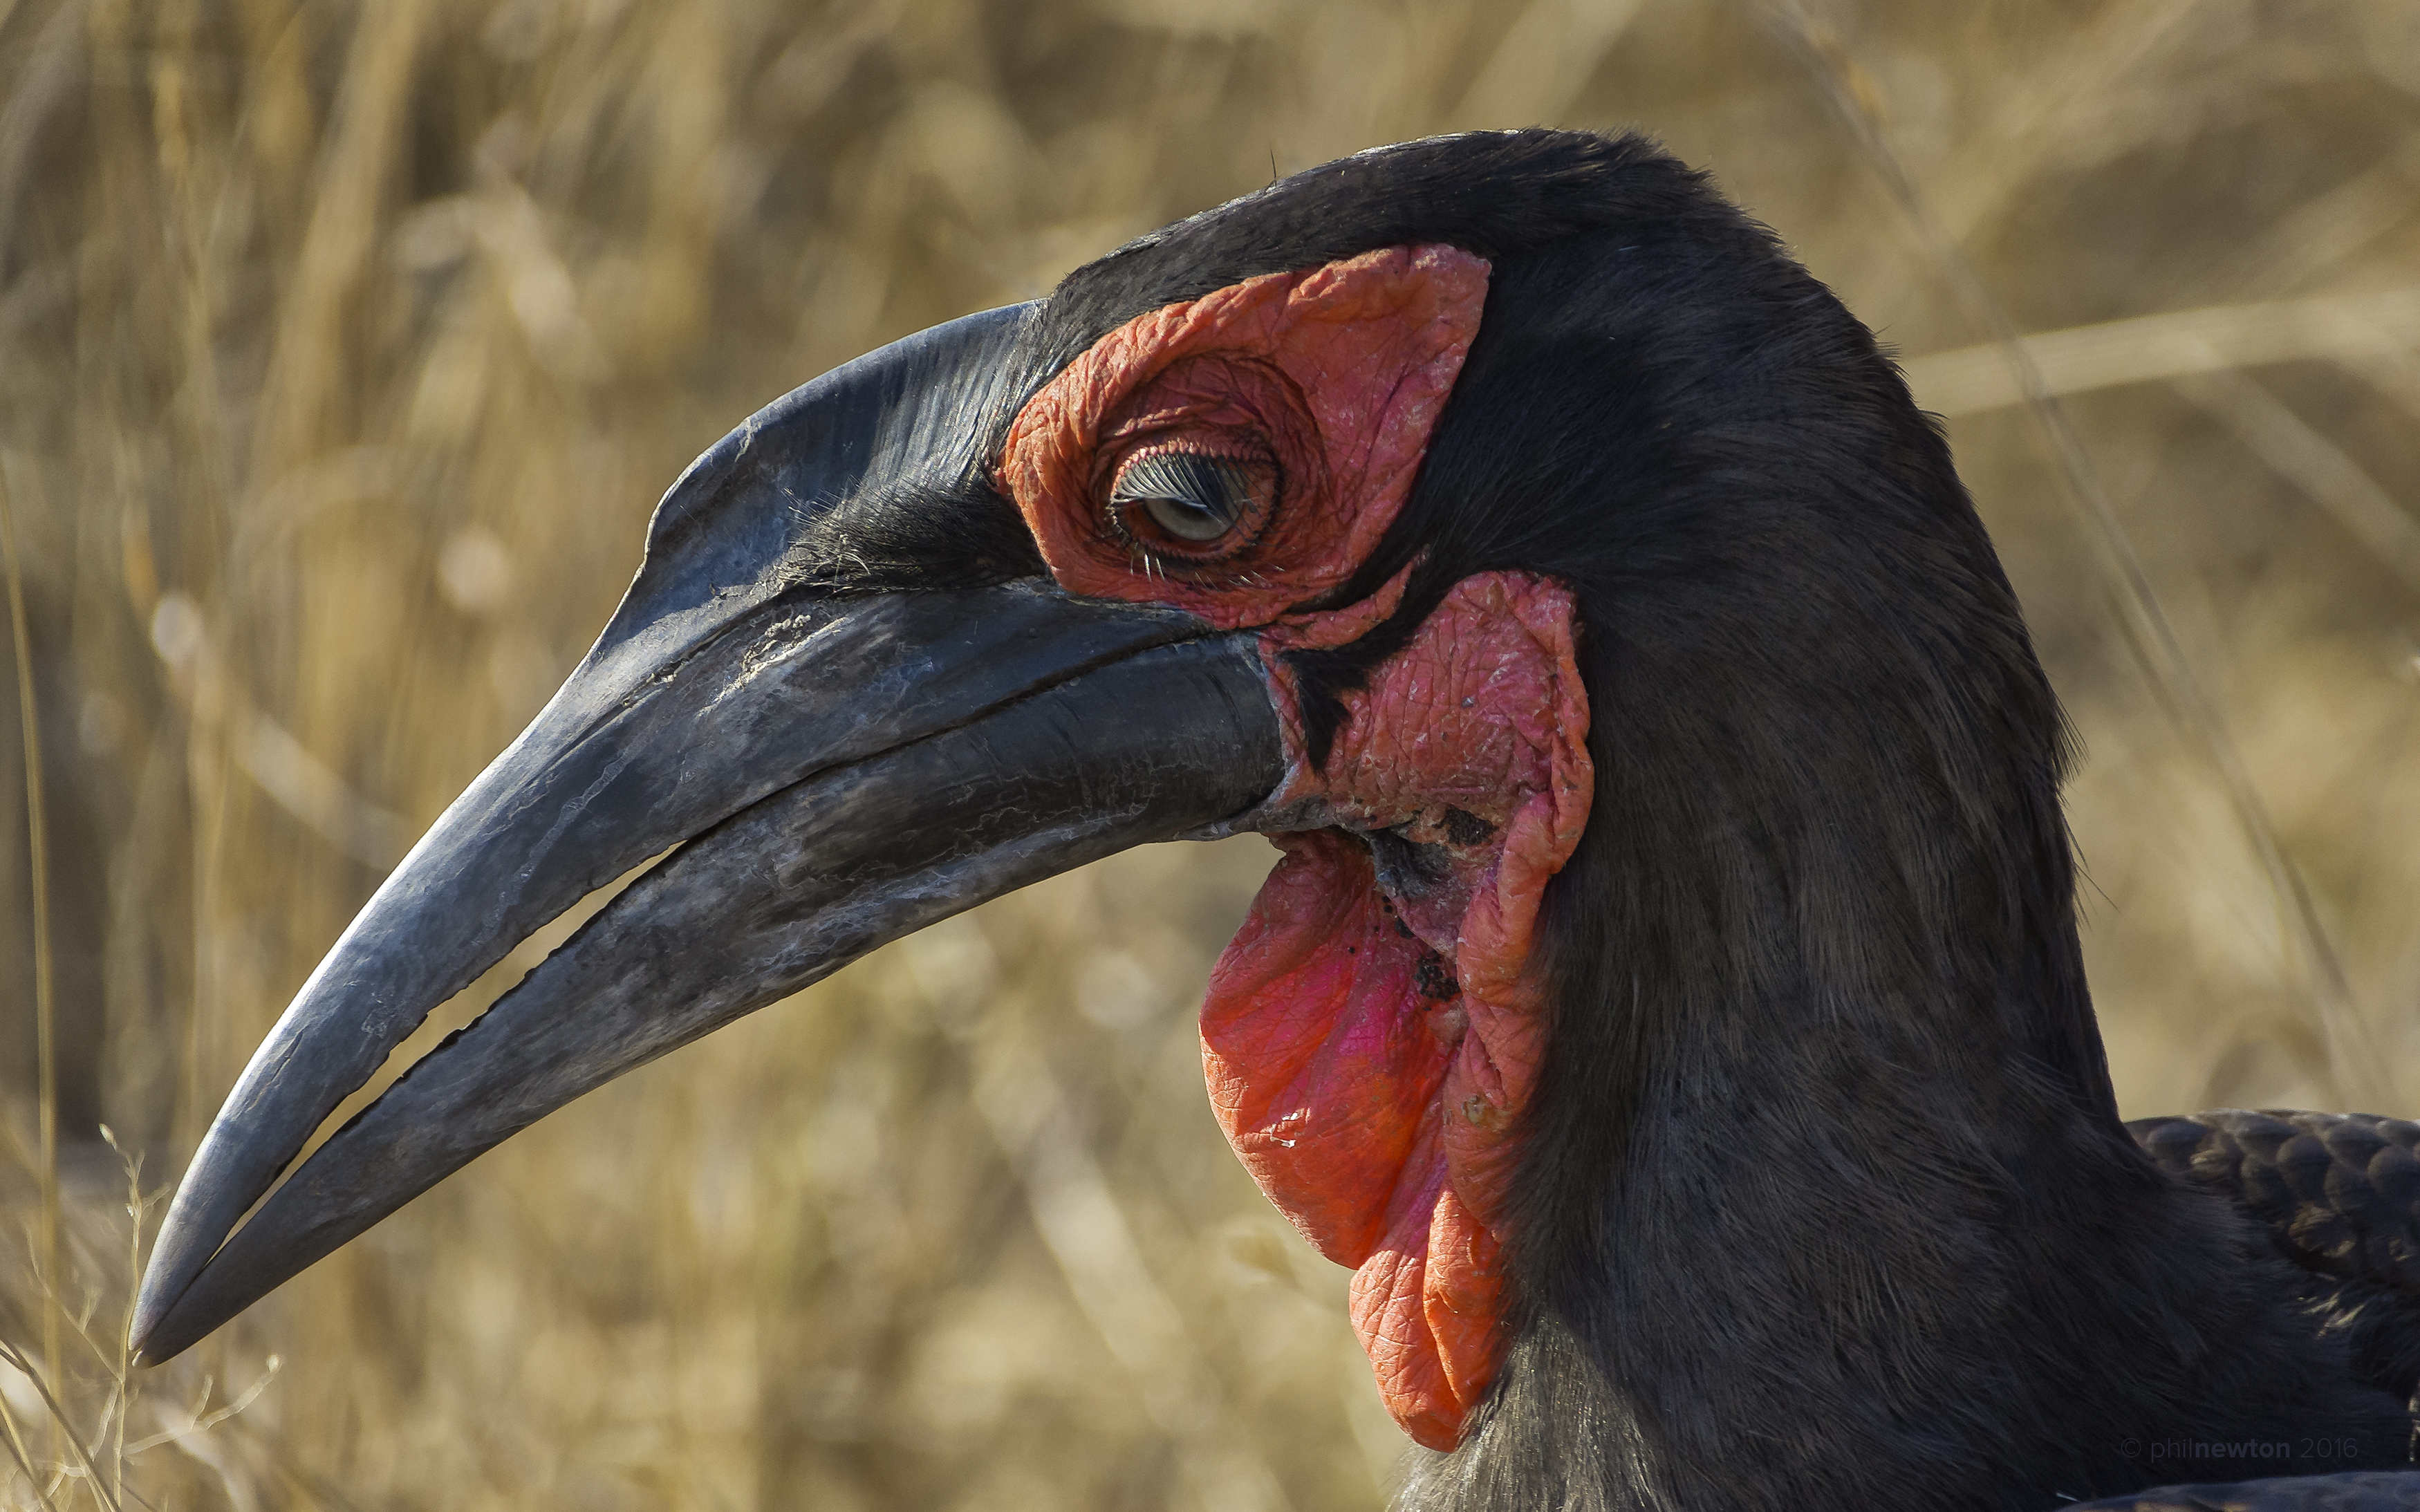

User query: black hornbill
[131,131,2420,1511]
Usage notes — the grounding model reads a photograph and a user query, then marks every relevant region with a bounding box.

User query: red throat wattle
[1001,244,1594,1449]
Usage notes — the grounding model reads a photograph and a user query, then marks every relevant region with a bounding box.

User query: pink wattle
[1202,572,1592,1448]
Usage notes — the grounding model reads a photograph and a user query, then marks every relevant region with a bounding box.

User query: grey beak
[132,306,1285,1363]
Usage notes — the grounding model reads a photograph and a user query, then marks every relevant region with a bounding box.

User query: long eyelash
[1101,500,1177,583]
[1098,442,1278,580]
[1101,501,1152,570]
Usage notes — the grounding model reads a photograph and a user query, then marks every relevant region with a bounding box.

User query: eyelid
[1102,442,1277,552]
[1110,451,1259,514]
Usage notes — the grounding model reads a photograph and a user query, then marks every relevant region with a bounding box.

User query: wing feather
[2130,1110,2420,1407]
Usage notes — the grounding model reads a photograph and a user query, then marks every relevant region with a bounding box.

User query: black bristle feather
[779,467,1046,593]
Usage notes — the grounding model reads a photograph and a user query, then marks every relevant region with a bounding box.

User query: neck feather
[1412,783,2408,1511]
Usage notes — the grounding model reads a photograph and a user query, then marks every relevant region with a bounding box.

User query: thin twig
[0,1374,64,1512]
[0,1335,124,1512]
[2175,367,2420,595]
[973,1031,1292,1512]
[1765,0,2393,1112]
[1900,289,2420,418]
[121,1357,281,1458]
[1453,0,1646,127]
[0,438,62,1457]
[100,1126,144,1510]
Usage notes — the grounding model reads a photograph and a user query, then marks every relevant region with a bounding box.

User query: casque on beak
[131,304,1285,1363]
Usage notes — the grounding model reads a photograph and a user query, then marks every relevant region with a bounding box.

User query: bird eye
[1108,451,1264,545]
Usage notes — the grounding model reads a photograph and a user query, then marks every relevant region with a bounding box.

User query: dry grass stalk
[1902,290,2420,418]
[0,1,2414,1507]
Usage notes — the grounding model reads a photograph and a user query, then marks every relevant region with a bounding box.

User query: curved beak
[132,306,1285,1363]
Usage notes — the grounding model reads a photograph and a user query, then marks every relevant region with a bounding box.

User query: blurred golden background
[0,0,2415,1506]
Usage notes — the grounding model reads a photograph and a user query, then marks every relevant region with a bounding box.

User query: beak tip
[126,1306,205,1369]
[129,1267,209,1368]
[129,1280,171,1348]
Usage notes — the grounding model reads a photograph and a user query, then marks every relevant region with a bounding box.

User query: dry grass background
[0,0,2414,1505]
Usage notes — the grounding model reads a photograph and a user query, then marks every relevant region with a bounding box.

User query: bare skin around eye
[998,243,1489,628]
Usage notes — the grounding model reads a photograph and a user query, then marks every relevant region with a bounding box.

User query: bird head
[131,129,2089,1452]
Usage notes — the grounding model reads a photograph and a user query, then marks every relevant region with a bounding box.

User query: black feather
[981,129,2420,1509]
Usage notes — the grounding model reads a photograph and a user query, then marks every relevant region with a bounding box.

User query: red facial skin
[1000,245,1593,1450]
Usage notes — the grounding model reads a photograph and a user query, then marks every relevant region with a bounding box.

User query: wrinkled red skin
[1000,245,1592,1450]
[1209,576,1590,1446]
[1003,245,1483,626]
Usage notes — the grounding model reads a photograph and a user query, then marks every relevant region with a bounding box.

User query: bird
[126,129,2420,1511]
